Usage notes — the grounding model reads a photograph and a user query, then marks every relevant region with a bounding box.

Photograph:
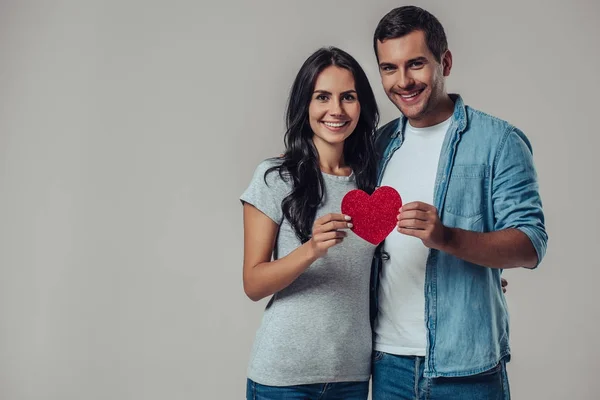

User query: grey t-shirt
[240,159,376,386]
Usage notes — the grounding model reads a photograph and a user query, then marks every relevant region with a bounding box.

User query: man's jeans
[372,351,510,400]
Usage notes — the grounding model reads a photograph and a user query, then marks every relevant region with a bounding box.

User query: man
[369,6,547,399]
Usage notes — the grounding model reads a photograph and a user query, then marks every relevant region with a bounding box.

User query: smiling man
[369,6,547,400]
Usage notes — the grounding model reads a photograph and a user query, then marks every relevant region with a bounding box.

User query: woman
[240,47,379,399]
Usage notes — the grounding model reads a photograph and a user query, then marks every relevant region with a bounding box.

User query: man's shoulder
[375,117,401,149]
[377,117,402,135]
[464,105,517,135]
[463,104,532,153]
[465,106,512,128]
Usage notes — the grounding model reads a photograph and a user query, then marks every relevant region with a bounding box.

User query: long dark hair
[266,47,379,243]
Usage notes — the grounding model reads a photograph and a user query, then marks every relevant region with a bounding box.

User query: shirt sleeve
[492,127,548,268]
[240,159,290,225]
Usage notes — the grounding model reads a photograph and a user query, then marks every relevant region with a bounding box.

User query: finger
[502,287,507,294]
[314,220,352,234]
[320,220,353,233]
[400,201,436,213]
[397,219,428,230]
[322,237,344,249]
[501,278,508,287]
[315,213,351,226]
[315,231,347,242]
[397,227,426,238]
[397,210,429,221]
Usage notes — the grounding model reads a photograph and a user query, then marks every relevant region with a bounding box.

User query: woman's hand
[308,213,353,259]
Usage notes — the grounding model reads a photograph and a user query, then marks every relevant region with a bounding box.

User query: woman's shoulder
[248,157,290,190]
[254,157,284,174]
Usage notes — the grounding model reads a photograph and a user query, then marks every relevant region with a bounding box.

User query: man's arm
[397,127,547,269]
[397,203,537,268]
[443,226,538,269]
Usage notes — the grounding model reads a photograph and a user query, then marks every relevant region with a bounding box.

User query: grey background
[0,0,597,399]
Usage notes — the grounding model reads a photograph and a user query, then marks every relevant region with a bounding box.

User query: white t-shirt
[374,116,451,356]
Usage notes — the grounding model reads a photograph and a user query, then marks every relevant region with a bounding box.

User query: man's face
[376,30,452,127]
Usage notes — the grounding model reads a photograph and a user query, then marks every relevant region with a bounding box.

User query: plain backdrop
[0,0,598,399]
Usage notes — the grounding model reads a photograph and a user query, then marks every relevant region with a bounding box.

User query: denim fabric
[372,351,510,400]
[246,379,369,400]
[370,94,547,377]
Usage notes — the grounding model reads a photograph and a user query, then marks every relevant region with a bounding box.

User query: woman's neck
[313,137,351,176]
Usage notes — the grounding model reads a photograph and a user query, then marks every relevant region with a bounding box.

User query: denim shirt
[370,94,547,378]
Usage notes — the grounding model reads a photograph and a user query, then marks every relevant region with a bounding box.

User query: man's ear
[442,50,453,77]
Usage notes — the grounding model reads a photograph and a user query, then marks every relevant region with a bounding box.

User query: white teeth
[401,91,421,98]
[323,121,347,127]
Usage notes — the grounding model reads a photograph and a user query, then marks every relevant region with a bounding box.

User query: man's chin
[397,106,424,120]
[389,99,419,115]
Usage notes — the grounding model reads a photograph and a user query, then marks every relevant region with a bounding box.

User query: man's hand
[397,201,449,251]
[398,202,511,292]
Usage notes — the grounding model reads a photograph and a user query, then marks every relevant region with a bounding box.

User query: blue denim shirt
[370,94,547,378]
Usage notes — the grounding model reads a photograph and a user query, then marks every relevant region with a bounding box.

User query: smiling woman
[264,47,379,244]
[239,47,380,400]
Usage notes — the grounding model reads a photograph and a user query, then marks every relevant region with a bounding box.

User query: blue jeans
[372,352,510,400]
[246,378,369,400]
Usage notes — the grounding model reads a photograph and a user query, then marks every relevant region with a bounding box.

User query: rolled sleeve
[492,128,548,267]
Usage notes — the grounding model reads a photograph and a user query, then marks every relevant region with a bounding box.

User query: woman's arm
[242,205,351,301]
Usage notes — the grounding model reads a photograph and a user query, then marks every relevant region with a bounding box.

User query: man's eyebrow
[407,56,428,64]
[379,56,428,67]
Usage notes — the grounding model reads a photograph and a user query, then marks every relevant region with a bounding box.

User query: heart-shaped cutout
[341,186,402,245]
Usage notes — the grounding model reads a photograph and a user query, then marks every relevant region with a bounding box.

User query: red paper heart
[341,186,402,245]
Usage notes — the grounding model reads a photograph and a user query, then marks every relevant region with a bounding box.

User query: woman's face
[308,66,361,148]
